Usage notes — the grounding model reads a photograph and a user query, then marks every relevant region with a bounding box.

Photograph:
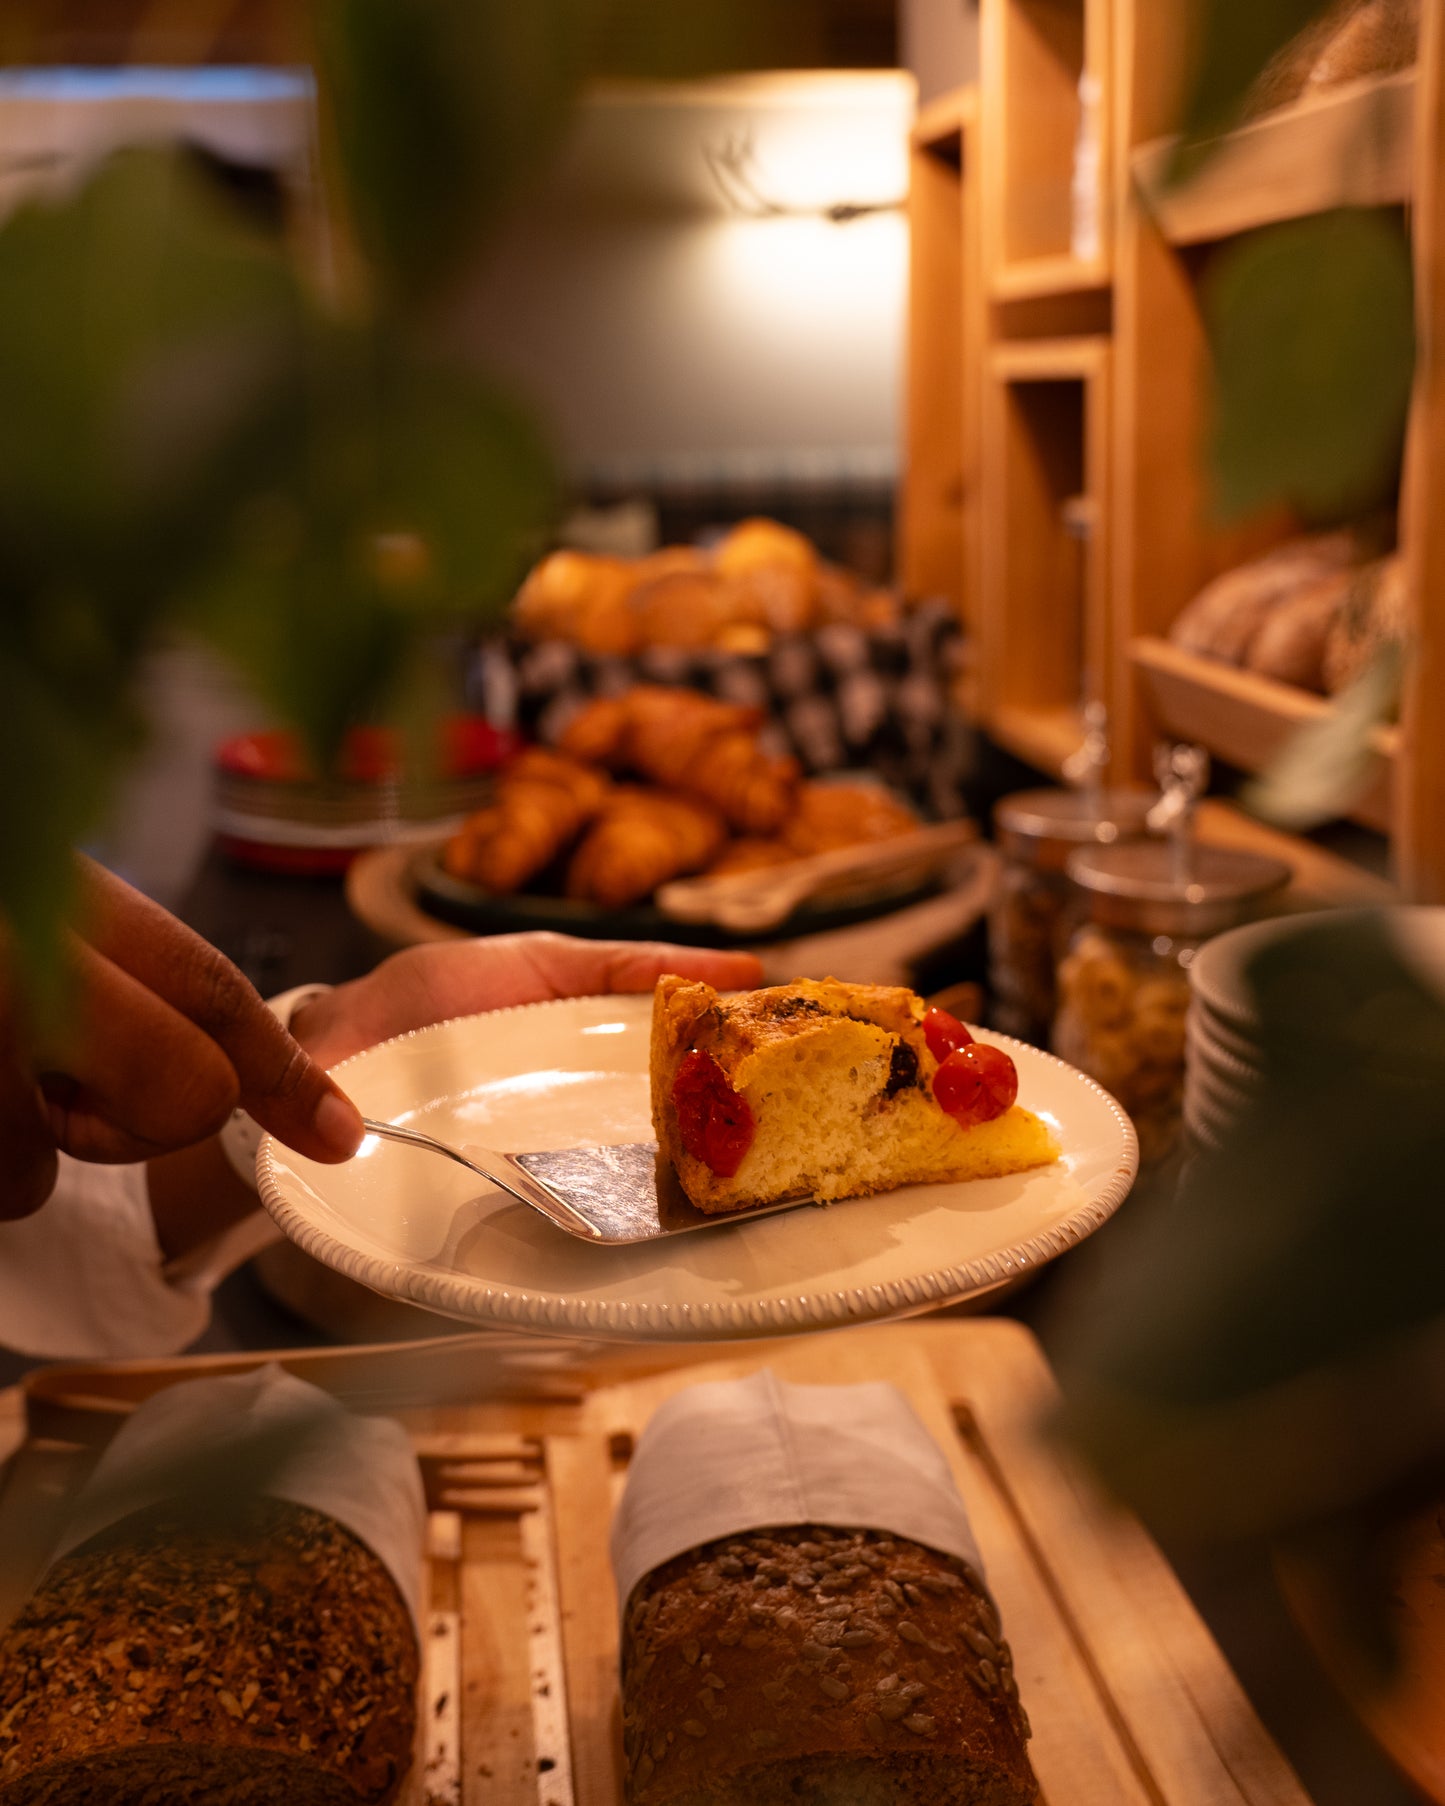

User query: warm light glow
[702,210,908,334]
[701,71,912,218]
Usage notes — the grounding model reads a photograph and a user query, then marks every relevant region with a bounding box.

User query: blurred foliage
[1245,638,1402,828]
[1205,209,1415,524]
[0,0,789,999]
[1053,916,1445,1548]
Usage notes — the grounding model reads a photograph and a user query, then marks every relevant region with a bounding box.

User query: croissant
[443,749,608,894]
[559,686,799,835]
[566,787,725,909]
[784,782,919,856]
[558,695,632,766]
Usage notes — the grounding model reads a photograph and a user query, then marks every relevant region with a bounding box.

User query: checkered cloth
[465,598,975,820]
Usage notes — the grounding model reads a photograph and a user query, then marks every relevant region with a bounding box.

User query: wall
[900,0,980,103]
[449,73,914,494]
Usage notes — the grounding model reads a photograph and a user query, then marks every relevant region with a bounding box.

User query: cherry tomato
[932,1042,1018,1127]
[672,1051,757,1177]
[923,1006,973,1063]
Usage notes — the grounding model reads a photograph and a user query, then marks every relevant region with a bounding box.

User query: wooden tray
[0,1323,1313,1806]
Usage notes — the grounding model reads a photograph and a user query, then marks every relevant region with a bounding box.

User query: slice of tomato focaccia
[650,975,1060,1215]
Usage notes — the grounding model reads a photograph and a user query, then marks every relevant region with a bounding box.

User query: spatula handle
[360,1119,604,1241]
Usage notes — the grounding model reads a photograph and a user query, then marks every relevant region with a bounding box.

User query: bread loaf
[0,1498,417,1806]
[1305,0,1419,89]
[1168,533,1358,666]
[1241,567,1352,691]
[1323,553,1408,694]
[620,1522,1036,1806]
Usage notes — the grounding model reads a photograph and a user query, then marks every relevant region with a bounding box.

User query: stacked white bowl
[1184,907,1445,1154]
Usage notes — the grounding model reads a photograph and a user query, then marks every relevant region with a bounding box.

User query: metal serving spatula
[360,1118,816,1245]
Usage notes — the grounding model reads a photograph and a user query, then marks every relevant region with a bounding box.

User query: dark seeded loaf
[0,1498,417,1806]
[620,1522,1037,1806]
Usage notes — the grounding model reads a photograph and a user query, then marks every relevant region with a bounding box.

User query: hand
[1,857,365,1220]
[290,932,763,1069]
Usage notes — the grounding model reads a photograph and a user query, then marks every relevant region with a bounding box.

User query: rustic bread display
[1168,532,1358,669]
[0,1497,417,1806]
[619,1522,1036,1806]
[507,519,897,655]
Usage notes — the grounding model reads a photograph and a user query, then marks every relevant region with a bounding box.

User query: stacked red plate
[213,717,518,875]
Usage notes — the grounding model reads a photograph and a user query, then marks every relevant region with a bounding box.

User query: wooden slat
[1133,71,1416,247]
[912,84,975,154]
[1131,636,1399,834]
[900,124,967,610]
[991,334,1111,382]
[546,1435,623,1806]
[991,251,1113,301]
[460,1514,541,1806]
[1400,0,1445,900]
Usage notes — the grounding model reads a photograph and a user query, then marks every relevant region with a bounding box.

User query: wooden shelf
[1132,69,1415,247]
[991,335,1110,383]
[1131,636,1399,835]
[1195,799,1396,906]
[987,702,1087,779]
[990,251,1111,302]
[913,86,975,160]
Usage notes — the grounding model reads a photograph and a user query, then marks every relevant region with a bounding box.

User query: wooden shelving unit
[903,0,1445,903]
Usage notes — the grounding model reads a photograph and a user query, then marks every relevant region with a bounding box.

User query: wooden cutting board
[0,1322,1313,1806]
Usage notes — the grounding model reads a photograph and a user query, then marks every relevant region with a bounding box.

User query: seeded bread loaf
[620,1523,1037,1806]
[0,1498,417,1806]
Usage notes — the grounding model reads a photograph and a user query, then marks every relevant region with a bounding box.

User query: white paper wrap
[610,1371,985,1614]
[50,1365,427,1632]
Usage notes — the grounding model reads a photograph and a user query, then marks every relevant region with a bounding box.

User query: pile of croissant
[511,517,898,656]
[442,686,919,911]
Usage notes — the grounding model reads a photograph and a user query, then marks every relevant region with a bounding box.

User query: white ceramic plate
[259,997,1138,1341]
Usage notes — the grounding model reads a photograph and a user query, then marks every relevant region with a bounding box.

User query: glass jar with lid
[1053,841,1291,1166]
[988,788,1155,1045]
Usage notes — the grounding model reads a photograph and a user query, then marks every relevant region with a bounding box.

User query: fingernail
[315,1090,365,1159]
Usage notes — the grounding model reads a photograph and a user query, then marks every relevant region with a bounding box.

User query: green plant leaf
[0,149,306,988]
[313,0,796,308]
[1243,642,1402,829]
[316,0,594,307]
[1205,209,1414,524]
[185,323,555,767]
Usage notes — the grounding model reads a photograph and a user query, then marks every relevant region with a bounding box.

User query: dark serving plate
[411,846,940,947]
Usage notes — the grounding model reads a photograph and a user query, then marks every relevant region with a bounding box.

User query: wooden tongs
[654,819,979,934]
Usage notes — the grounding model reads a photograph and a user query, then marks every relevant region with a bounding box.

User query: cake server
[359,1118,816,1244]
